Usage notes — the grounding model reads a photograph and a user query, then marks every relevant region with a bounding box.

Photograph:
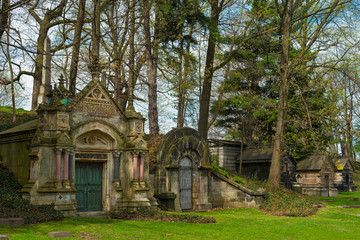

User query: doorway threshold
[76,211,108,218]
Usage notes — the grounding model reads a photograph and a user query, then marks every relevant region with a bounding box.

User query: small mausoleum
[295,153,338,197]
[208,139,243,172]
[153,128,266,212]
[239,148,296,184]
[333,157,356,192]
[0,77,157,215]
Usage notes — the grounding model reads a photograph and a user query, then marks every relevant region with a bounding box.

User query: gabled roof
[208,139,243,147]
[297,153,336,171]
[241,148,273,161]
[67,80,126,118]
[333,157,355,171]
[0,119,38,136]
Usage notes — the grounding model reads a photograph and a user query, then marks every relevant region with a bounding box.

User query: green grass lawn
[1,192,360,240]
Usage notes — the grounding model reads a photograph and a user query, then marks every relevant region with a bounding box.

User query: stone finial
[58,74,65,90]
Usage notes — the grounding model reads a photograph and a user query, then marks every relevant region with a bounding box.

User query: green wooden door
[75,162,103,212]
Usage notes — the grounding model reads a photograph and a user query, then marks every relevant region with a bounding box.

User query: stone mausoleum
[0,77,157,215]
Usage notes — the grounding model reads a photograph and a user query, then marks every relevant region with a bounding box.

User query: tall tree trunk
[0,0,9,40]
[90,0,101,80]
[69,0,86,94]
[30,0,67,110]
[128,0,136,98]
[267,0,292,188]
[177,39,185,128]
[198,0,221,139]
[143,0,159,134]
[6,9,15,122]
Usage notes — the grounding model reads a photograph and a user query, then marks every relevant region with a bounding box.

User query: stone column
[113,151,120,179]
[68,150,74,181]
[133,153,138,180]
[63,150,69,180]
[139,153,144,180]
[54,148,62,180]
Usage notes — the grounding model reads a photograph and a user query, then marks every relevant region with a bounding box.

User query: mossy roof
[332,157,354,171]
[241,148,274,161]
[0,119,38,135]
[297,153,336,171]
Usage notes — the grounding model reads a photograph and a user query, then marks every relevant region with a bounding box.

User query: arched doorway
[179,157,192,210]
[74,131,114,212]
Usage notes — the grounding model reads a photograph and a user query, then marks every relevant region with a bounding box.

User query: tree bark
[198,0,221,139]
[90,0,101,79]
[143,0,159,134]
[6,9,15,122]
[0,0,9,40]
[69,0,86,94]
[30,0,67,110]
[267,0,292,188]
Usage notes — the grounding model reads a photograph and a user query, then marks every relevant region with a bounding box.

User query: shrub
[233,176,244,184]
[0,163,63,224]
[211,163,229,178]
[240,175,319,217]
[109,209,216,224]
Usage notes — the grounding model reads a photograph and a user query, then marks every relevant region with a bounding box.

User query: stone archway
[155,127,212,212]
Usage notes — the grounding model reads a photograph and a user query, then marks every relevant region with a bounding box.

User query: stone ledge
[0,218,25,226]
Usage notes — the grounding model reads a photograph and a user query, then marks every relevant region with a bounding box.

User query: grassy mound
[109,209,216,224]
[0,163,63,224]
[0,106,37,132]
[242,176,319,217]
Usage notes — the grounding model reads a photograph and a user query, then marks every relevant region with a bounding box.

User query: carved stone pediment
[75,86,119,118]
[76,132,112,149]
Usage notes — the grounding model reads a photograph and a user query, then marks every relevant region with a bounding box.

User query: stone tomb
[0,78,157,215]
[153,128,265,212]
[333,157,357,192]
[295,152,338,197]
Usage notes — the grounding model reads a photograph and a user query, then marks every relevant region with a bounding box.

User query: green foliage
[211,163,229,178]
[261,188,318,217]
[0,163,63,224]
[233,175,244,184]
[0,108,37,132]
[4,193,360,240]
[241,175,318,217]
[109,209,216,224]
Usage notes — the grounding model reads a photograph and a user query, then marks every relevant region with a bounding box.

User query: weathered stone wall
[209,145,241,172]
[155,128,265,212]
[210,172,264,209]
[0,140,32,185]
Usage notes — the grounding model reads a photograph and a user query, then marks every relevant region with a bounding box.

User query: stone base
[155,192,176,211]
[194,203,212,211]
[28,184,77,216]
[301,187,338,197]
[48,231,73,238]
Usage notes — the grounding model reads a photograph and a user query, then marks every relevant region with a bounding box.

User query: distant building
[208,139,243,172]
[295,153,338,197]
[333,157,357,192]
[209,140,296,187]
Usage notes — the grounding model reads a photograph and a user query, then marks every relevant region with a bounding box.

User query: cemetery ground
[1,192,360,239]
